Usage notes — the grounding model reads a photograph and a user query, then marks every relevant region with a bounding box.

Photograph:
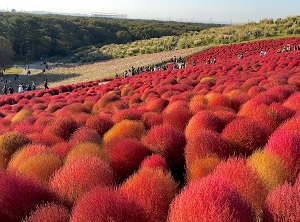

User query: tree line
[0,12,222,63]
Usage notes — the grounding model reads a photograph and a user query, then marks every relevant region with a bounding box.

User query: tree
[0,36,14,73]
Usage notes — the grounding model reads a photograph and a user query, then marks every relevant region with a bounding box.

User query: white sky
[1,0,299,23]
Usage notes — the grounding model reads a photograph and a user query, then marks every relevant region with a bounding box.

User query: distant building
[91,12,127,19]
[11,9,16,13]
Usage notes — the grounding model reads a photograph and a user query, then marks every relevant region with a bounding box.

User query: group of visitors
[17,81,36,93]
[277,44,300,53]
[121,56,187,78]
[1,84,13,95]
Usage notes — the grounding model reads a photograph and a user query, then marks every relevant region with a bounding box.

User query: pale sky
[1,0,299,24]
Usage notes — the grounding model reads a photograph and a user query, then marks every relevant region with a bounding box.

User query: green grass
[4,67,23,75]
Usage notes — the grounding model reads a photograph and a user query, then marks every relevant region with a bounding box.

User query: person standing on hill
[2,84,7,95]
[44,79,49,89]
[32,81,36,90]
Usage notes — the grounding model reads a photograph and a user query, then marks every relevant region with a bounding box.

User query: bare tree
[0,36,14,74]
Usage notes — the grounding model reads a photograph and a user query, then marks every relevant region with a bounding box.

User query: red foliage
[145,98,169,112]
[0,171,56,222]
[263,183,300,222]
[283,92,300,111]
[70,187,148,222]
[50,156,114,204]
[22,203,70,222]
[139,154,169,172]
[112,107,144,123]
[213,158,268,217]
[265,130,300,182]
[120,168,178,222]
[185,129,231,168]
[68,127,102,147]
[185,110,224,139]
[28,132,64,147]
[142,111,163,129]
[162,101,193,131]
[167,174,255,222]
[104,137,151,181]
[222,117,270,156]
[85,113,114,136]
[142,124,186,168]
[44,116,78,140]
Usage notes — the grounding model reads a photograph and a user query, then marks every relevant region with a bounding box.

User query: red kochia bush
[104,138,151,181]
[162,101,193,131]
[167,175,255,222]
[70,187,148,222]
[213,158,268,218]
[263,183,300,222]
[22,203,70,222]
[50,156,114,204]
[283,92,300,111]
[142,111,163,129]
[265,130,300,182]
[0,171,56,222]
[222,117,270,156]
[44,116,78,140]
[185,110,224,139]
[85,113,114,136]
[68,128,102,147]
[139,154,169,172]
[185,129,231,167]
[142,124,186,168]
[120,168,178,222]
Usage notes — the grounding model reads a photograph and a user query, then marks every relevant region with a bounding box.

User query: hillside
[0,12,222,61]
[0,37,300,221]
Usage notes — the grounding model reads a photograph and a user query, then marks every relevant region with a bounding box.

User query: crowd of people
[121,56,187,78]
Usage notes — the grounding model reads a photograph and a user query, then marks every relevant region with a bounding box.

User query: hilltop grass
[4,67,23,75]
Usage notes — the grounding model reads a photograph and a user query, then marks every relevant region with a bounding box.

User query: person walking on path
[44,79,49,89]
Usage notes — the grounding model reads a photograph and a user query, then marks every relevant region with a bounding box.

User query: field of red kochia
[0,37,300,222]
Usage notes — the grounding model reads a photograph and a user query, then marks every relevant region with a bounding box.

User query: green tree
[0,36,14,73]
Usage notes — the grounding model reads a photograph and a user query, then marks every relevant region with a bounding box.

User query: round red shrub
[167,174,255,222]
[263,183,300,222]
[50,156,114,204]
[145,98,169,112]
[0,171,56,222]
[142,111,163,129]
[213,157,268,218]
[120,168,178,222]
[139,154,169,172]
[112,107,144,123]
[22,203,70,222]
[44,116,78,140]
[185,110,224,139]
[185,129,231,168]
[68,127,102,147]
[222,117,270,156]
[162,101,193,131]
[104,138,151,181]
[142,124,186,169]
[70,187,148,222]
[283,92,300,111]
[85,113,114,136]
[265,130,300,182]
